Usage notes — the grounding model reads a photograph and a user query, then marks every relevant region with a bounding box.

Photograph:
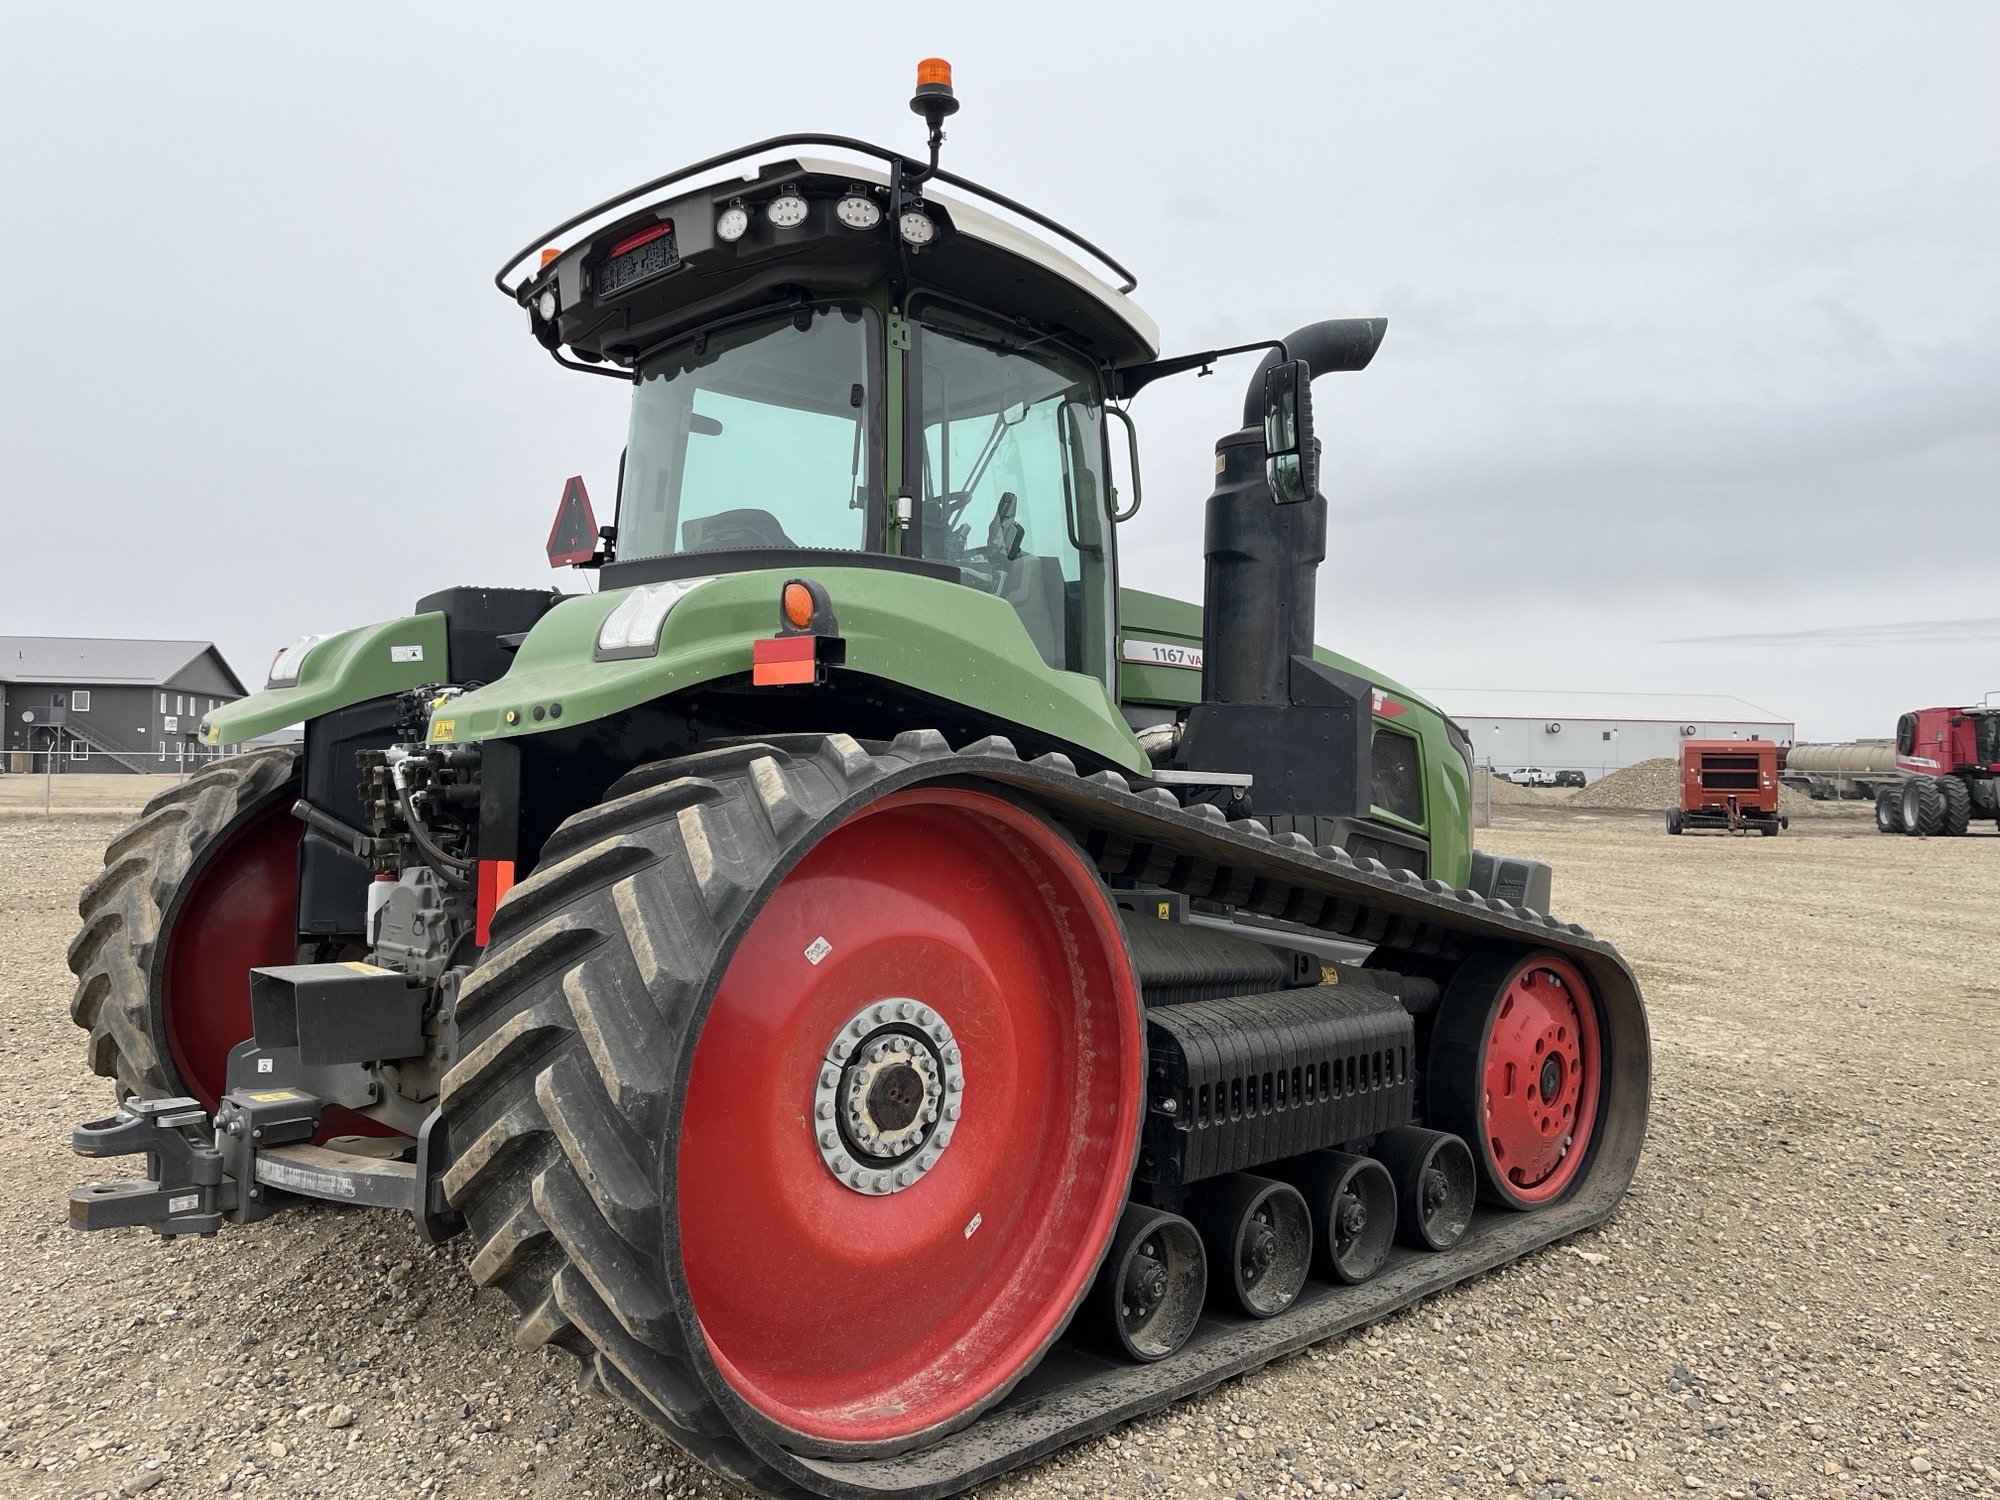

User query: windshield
[914,301,1113,680]
[617,305,878,561]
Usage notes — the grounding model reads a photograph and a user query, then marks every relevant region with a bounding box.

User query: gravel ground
[1,800,1994,1500]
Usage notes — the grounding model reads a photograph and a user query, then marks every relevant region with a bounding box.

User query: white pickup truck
[1504,767,1558,786]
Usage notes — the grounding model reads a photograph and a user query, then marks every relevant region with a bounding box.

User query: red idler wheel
[161,796,302,1110]
[676,786,1144,1450]
[1428,947,1603,1209]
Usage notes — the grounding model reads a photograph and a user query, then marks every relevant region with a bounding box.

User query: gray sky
[3,3,1994,740]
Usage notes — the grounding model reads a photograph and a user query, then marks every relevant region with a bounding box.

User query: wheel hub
[1122,1240,1169,1320]
[1539,1053,1565,1102]
[813,999,964,1195]
[1242,1208,1278,1285]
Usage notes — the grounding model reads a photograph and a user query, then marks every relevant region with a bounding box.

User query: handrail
[493,134,1137,302]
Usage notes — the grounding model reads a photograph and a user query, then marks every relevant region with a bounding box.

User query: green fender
[428,567,1150,775]
[201,614,451,747]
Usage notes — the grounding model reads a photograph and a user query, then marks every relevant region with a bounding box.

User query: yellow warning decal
[1319,965,1340,986]
[431,719,456,742]
[338,961,393,975]
[1157,901,1172,921]
[245,1089,309,1103]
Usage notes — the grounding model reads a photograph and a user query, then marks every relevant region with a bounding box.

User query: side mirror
[1263,358,1316,504]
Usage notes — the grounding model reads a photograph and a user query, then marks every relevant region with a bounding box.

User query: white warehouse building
[1417,689,1795,784]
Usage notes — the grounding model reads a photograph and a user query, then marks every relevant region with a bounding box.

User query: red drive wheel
[676,786,1143,1450]
[162,797,303,1109]
[1428,948,1602,1210]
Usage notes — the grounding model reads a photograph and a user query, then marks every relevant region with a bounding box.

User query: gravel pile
[2,813,1995,1500]
[1573,759,1680,809]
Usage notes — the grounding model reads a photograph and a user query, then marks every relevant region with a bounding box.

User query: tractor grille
[1138,981,1414,1186]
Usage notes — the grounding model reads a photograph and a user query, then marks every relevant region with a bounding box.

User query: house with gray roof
[1,636,248,774]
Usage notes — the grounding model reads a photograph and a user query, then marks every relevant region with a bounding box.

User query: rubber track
[66,748,301,1101]
[439,730,1652,1500]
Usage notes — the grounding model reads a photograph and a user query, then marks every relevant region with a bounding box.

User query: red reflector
[753,635,818,686]
[607,221,674,258]
[476,859,516,946]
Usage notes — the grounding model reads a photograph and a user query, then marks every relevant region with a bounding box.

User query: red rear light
[608,222,674,258]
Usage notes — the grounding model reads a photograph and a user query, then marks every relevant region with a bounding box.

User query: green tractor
[66,63,1649,1498]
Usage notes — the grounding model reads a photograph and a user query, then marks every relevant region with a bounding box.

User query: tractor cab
[513,77,1158,689]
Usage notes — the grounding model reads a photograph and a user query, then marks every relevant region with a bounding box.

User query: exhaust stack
[1178,319,1388,831]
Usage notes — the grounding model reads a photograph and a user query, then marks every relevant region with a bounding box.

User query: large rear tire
[1875,784,1903,834]
[440,739,1144,1462]
[1901,777,1945,837]
[67,749,302,1105]
[1939,776,1972,836]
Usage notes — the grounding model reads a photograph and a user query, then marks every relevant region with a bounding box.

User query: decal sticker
[431,719,456,742]
[1371,687,1409,719]
[804,935,832,966]
[390,644,425,663]
[1121,639,1204,670]
[167,1193,200,1215]
[258,1159,358,1199]
[964,1212,983,1239]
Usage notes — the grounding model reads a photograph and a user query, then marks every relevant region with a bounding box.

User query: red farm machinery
[1875,704,2000,835]
[1666,739,1785,836]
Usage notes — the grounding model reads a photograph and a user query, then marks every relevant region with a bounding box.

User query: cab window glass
[913,302,1112,681]
[618,306,876,561]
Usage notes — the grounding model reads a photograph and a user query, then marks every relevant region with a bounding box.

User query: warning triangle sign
[546,476,599,568]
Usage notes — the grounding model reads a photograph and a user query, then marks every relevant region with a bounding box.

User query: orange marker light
[916,57,952,87]
[539,246,561,267]
[782,582,815,630]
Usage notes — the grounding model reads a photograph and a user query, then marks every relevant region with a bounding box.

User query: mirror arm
[1109,339,1290,401]
[1106,406,1143,522]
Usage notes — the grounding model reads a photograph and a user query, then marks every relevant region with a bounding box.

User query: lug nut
[945,1103,961,1120]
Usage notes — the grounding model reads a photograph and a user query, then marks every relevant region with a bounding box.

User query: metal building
[1418,689,1795,784]
[1,636,247,774]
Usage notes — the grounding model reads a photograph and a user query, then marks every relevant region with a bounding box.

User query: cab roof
[507,137,1160,375]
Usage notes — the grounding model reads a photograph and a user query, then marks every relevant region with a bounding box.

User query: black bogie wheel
[1374,1126,1476,1250]
[1666,810,1684,835]
[1191,1173,1312,1318]
[1901,777,1945,837]
[1085,1204,1206,1362]
[1875,784,1904,834]
[1938,775,1972,836]
[1269,1149,1397,1285]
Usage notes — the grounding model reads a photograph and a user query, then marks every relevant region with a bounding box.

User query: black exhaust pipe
[1178,319,1388,836]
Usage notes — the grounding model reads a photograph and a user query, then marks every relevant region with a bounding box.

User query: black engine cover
[1139,977,1414,1186]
